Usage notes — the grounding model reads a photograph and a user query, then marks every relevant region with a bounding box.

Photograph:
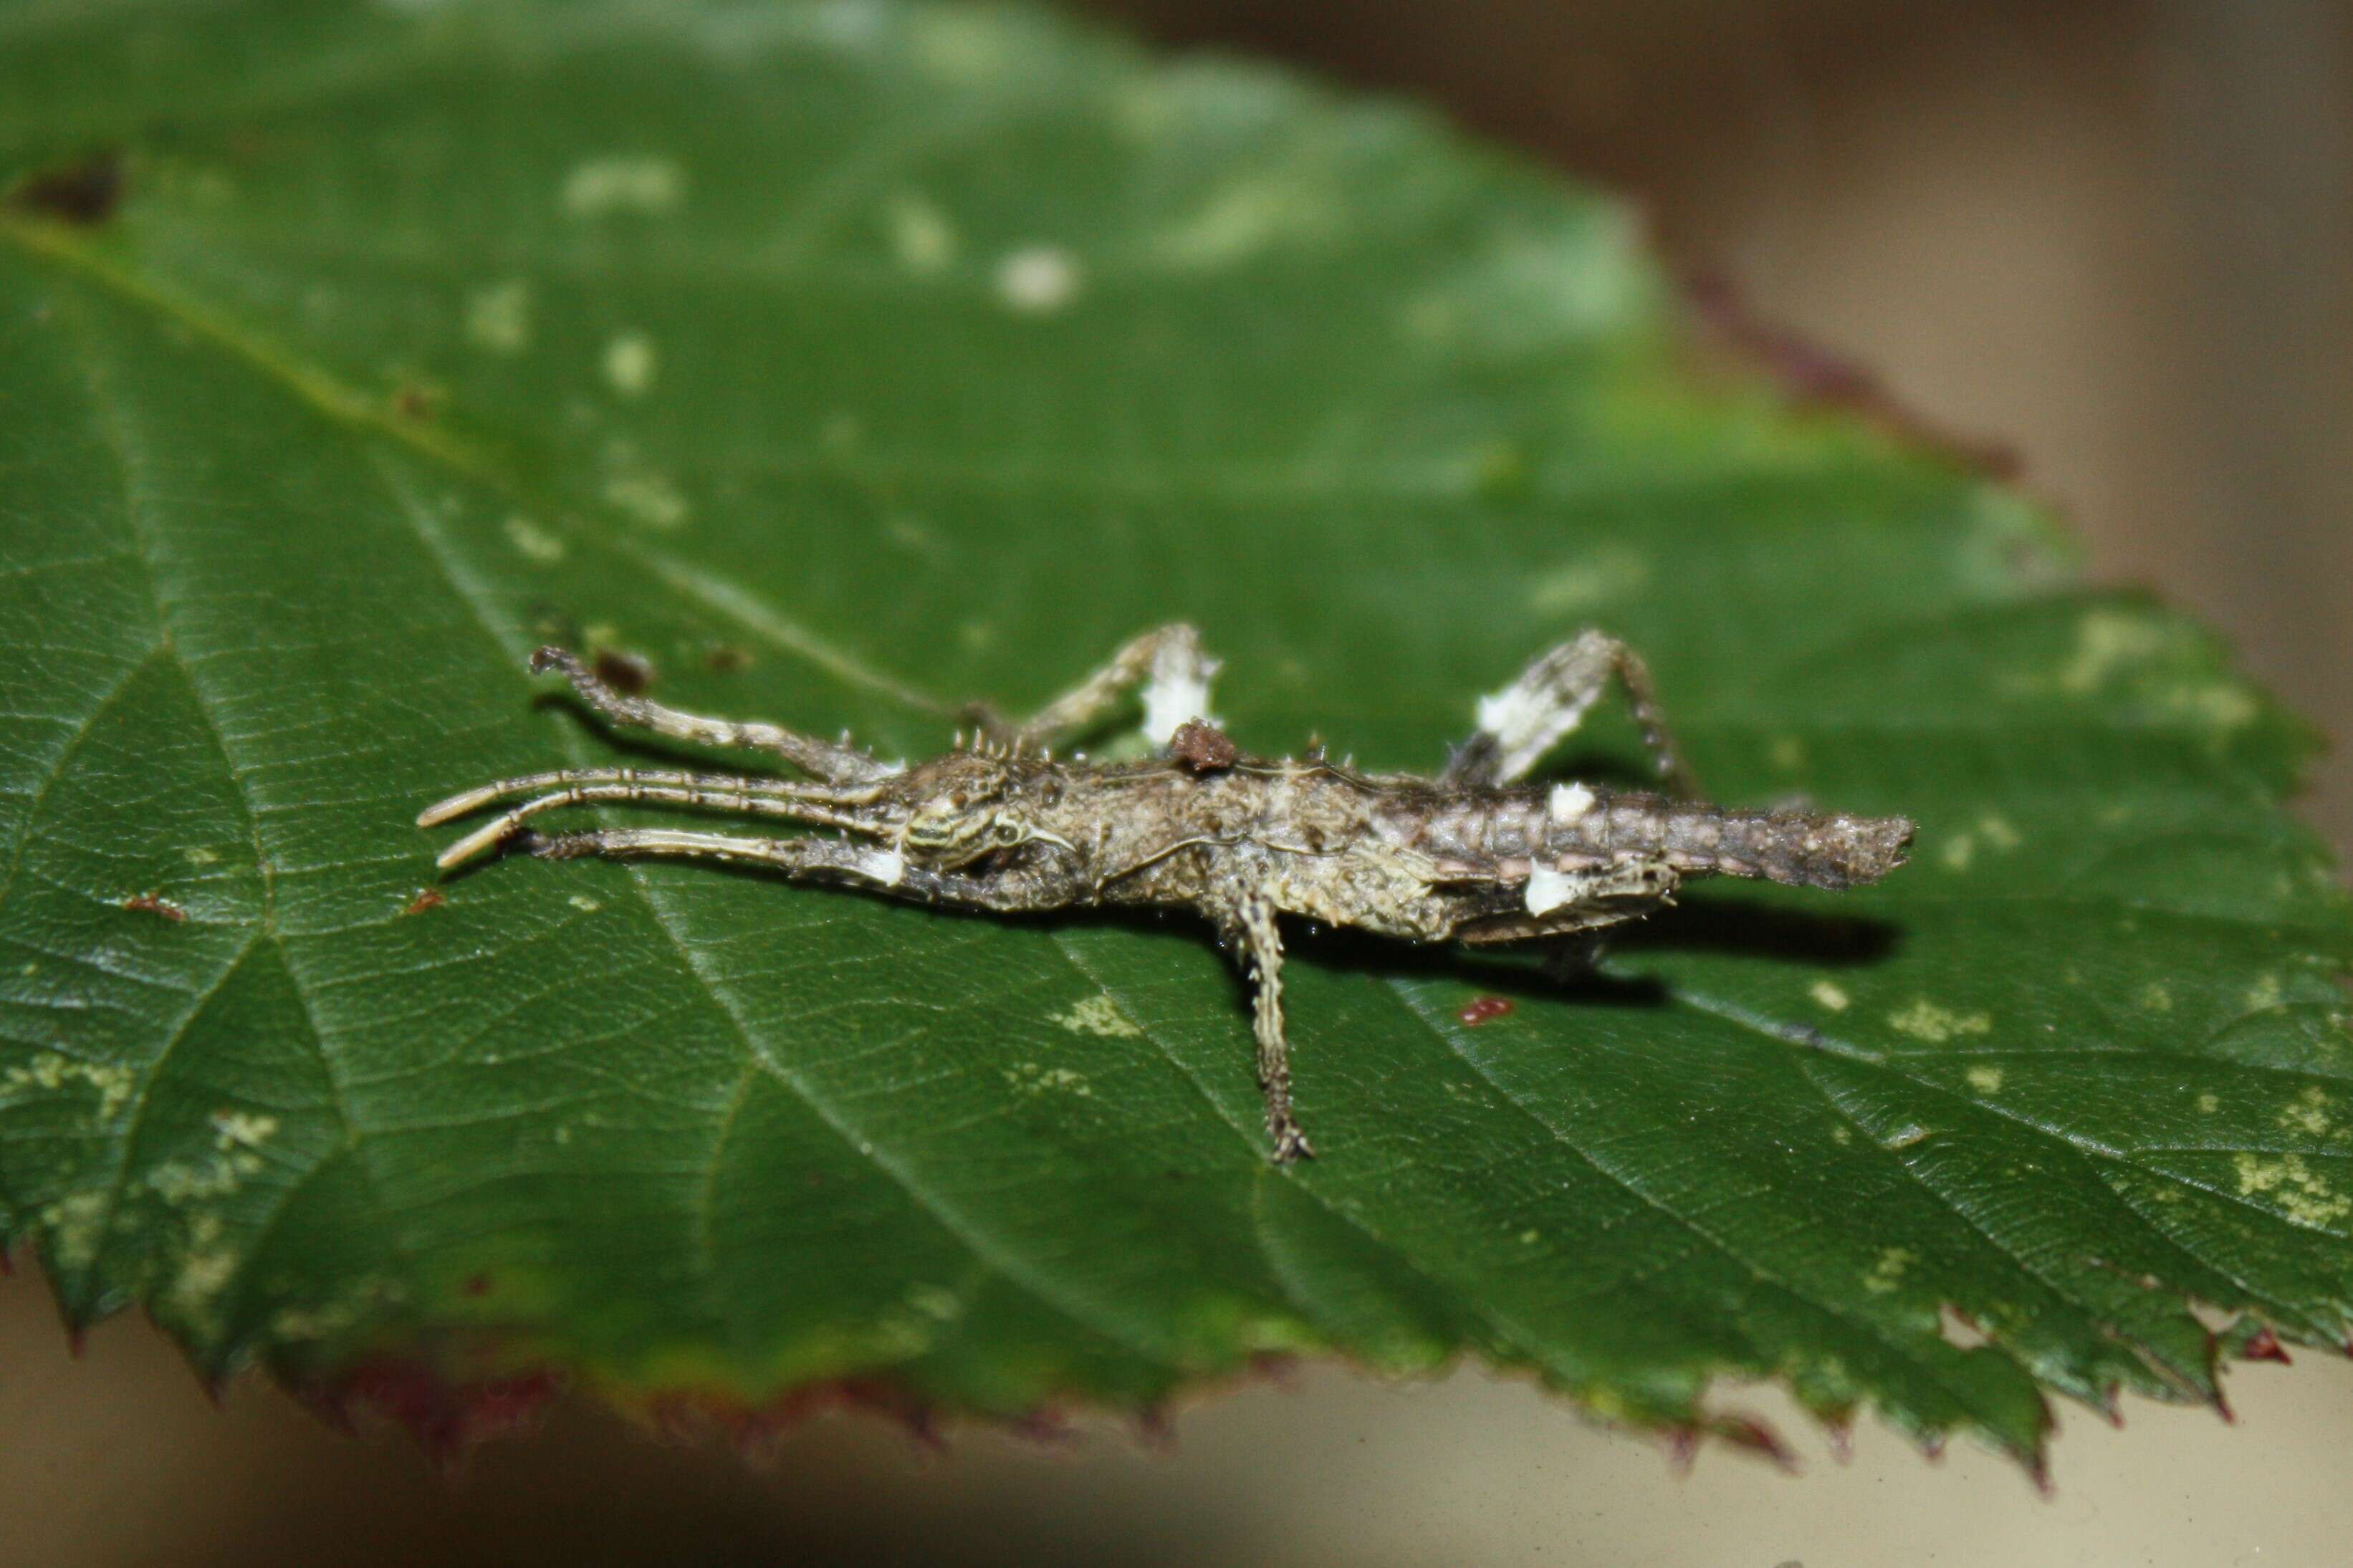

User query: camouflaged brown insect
[421,627,1914,1162]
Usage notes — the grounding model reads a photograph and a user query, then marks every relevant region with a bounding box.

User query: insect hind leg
[1442,630,1695,794]
[984,624,1222,754]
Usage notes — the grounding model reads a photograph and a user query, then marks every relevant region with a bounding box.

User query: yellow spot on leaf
[2234,1152,2352,1228]
[503,515,565,563]
[603,332,657,398]
[561,155,685,218]
[2278,1085,2334,1138]
[1810,980,1850,1013]
[1003,1063,1093,1097]
[995,246,1083,314]
[2061,608,2167,694]
[1050,996,1141,1039]
[1526,546,1650,617]
[1888,1000,1992,1043]
[886,193,958,274]
[1864,1246,1915,1294]
[464,279,532,355]
[603,473,691,530]
[1966,1066,2005,1094]
[211,1110,277,1150]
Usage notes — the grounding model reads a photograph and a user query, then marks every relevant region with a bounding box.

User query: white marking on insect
[1524,864,1575,916]
[1548,782,1595,822]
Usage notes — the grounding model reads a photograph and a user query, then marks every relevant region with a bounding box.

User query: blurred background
[6,1,2349,1563]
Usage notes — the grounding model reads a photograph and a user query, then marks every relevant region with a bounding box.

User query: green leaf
[4,0,2347,1471]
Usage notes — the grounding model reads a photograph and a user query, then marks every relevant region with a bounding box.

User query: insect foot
[423,631,1912,1162]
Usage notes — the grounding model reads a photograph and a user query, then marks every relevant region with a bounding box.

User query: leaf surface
[3,0,2348,1468]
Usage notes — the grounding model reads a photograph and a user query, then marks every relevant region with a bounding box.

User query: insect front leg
[1213,886,1313,1163]
[983,624,1222,753]
[1442,629,1695,794]
[532,647,899,784]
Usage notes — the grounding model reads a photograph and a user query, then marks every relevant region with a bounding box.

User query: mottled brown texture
[423,630,1913,1160]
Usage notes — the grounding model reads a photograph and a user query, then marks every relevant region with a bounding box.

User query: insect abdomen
[1543,795,1914,890]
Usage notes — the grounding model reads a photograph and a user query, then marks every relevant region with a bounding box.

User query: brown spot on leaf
[704,642,751,674]
[2242,1324,2291,1363]
[393,385,441,421]
[1168,718,1238,772]
[9,151,123,225]
[403,888,446,916]
[1456,996,1514,1026]
[461,1271,493,1298]
[122,892,186,923]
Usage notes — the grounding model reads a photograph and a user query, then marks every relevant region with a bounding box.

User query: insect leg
[531,647,899,784]
[1442,629,1695,794]
[418,766,870,828]
[1219,889,1313,1163]
[427,777,883,870]
[520,825,1068,912]
[987,624,1222,752]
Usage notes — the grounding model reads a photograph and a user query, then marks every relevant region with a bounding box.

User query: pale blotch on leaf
[2233,1152,2353,1228]
[1004,1063,1092,1097]
[905,1284,963,1322]
[2059,607,2169,696]
[503,515,565,564]
[1768,735,1807,772]
[1526,545,1650,617]
[1942,814,2021,873]
[1888,1000,1992,1044]
[2246,973,2284,1011]
[37,1189,107,1270]
[147,1150,262,1205]
[568,893,601,913]
[166,1213,239,1334]
[2141,981,2174,1014]
[1050,995,1141,1039]
[995,246,1083,314]
[2198,1091,2222,1114]
[211,1110,277,1151]
[909,6,1015,83]
[4,1052,136,1121]
[2278,1085,2336,1139]
[183,846,220,866]
[603,472,691,530]
[560,155,685,219]
[1864,1246,1915,1294]
[603,332,658,398]
[1809,979,1850,1013]
[1966,1065,2005,1095]
[886,193,958,274]
[1152,173,1340,270]
[464,279,532,355]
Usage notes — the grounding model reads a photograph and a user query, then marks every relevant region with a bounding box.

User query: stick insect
[421,627,1912,1161]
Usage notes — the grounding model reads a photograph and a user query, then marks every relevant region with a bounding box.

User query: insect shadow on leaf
[422,626,1913,1162]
